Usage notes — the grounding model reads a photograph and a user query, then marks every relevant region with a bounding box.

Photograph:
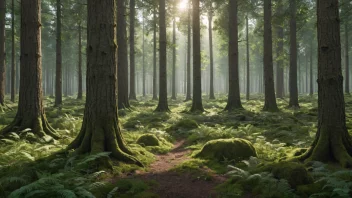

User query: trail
[130,140,227,198]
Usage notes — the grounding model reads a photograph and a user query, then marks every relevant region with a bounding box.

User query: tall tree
[171,17,176,100]
[77,23,83,100]
[225,0,242,110]
[309,39,314,96]
[185,0,192,101]
[190,0,204,112]
[289,0,299,108]
[117,0,130,109]
[297,0,352,167]
[263,0,278,111]
[142,10,146,97]
[344,0,349,94]
[0,0,59,139]
[0,0,5,107]
[275,0,284,99]
[246,15,250,101]
[152,7,158,100]
[67,0,141,166]
[129,0,137,100]
[155,0,169,112]
[55,0,62,107]
[11,0,15,103]
[208,5,215,100]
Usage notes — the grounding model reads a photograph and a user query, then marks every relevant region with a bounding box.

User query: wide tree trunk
[225,0,242,111]
[297,0,352,168]
[129,0,137,100]
[0,0,5,107]
[11,0,15,103]
[185,1,192,101]
[77,23,83,100]
[55,0,62,106]
[289,0,299,108]
[263,0,278,111]
[152,8,158,100]
[208,12,215,100]
[246,15,250,101]
[190,0,204,112]
[67,0,141,166]
[1,0,59,139]
[171,18,176,100]
[276,25,284,99]
[155,0,169,112]
[117,0,130,109]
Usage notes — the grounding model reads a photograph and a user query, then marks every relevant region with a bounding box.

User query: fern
[107,187,119,198]
[77,152,111,166]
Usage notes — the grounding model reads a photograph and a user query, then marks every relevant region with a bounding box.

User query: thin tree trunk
[77,23,83,100]
[208,12,215,99]
[55,0,62,106]
[142,11,146,97]
[310,40,314,95]
[171,18,176,100]
[1,0,59,139]
[263,0,278,111]
[185,1,192,101]
[190,0,204,112]
[345,12,349,94]
[155,0,169,112]
[0,0,5,107]
[11,0,15,103]
[276,26,284,98]
[289,0,299,107]
[225,0,242,110]
[129,0,137,100]
[152,8,157,100]
[246,15,250,100]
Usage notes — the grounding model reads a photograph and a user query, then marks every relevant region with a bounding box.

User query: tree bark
[289,0,299,108]
[263,0,278,111]
[152,8,158,100]
[117,0,130,109]
[142,12,146,97]
[155,0,169,112]
[55,0,62,106]
[190,0,204,112]
[1,0,59,139]
[225,0,242,111]
[345,9,349,94]
[296,0,352,168]
[11,0,15,103]
[276,24,284,98]
[77,23,83,100]
[68,0,141,166]
[246,15,250,101]
[309,40,314,96]
[0,0,5,107]
[185,1,192,101]
[208,12,215,100]
[129,0,137,100]
[171,18,176,100]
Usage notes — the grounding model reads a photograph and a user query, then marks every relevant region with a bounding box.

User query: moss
[195,138,257,162]
[167,119,199,132]
[136,134,160,147]
[296,181,326,197]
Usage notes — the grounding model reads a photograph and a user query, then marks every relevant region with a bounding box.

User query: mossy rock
[137,134,160,147]
[195,138,257,162]
[257,162,312,188]
[167,119,199,132]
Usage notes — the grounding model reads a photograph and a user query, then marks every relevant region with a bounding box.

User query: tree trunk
[77,23,83,100]
[208,12,215,100]
[55,0,62,106]
[68,0,141,166]
[11,0,15,103]
[1,0,59,139]
[246,15,250,100]
[155,0,169,112]
[129,0,137,100]
[171,18,176,100]
[309,40,314,96]
[225,0,242,111]
[345,11,349,94]
[117,0,130,109]
[185,1,192,101]
[0,0,5,107]
[297,0,352,168]
[152,8,157,100]
[190,0,204,112]
[142,12,146,97]
[276,25,284,99]
[263,0,278,111]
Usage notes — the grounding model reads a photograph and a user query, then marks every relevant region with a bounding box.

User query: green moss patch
[136,134,160,147]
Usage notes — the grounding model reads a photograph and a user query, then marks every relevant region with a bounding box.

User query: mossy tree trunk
[0,0,5,108]
[297,0,352,168]
[190,0,204,112]
[117,0,130,109]
[288,0,299,108]
[263,0,278,112]
[55,0,62,107]
[129,0,137,100]
[152,7,158,101]
[1,0,59,139]
[185,1,192,102]
[225,0,242,111]
[155,0,169,112]
[77,23,83,100]
[68,0,141,166]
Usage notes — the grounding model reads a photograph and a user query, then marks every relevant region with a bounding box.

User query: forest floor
[0,94,352,197]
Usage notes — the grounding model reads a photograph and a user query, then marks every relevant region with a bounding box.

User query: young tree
[263,0,278,111]
[289,0,299,108]
[55,0,63,107]
[129,0,137,100]
[190,0,204,112]
[67,0,141,166]
[297,0,352,167]
[0,0,5,107]
[155,0,169,112]
[225,0,242,110]
[0,0,59,139]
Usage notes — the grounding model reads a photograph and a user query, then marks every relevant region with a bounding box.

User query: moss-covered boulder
[167,119,199,132]
[136,134,160,147]
[195,138,257,162]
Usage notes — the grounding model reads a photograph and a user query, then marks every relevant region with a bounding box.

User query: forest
[0,0,351,197]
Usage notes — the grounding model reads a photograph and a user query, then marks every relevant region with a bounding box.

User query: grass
[0,93,352,197]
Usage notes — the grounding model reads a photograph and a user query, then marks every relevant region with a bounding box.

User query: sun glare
[178,0,188,11]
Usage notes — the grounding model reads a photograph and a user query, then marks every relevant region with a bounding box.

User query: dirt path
[131,140,227,198]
